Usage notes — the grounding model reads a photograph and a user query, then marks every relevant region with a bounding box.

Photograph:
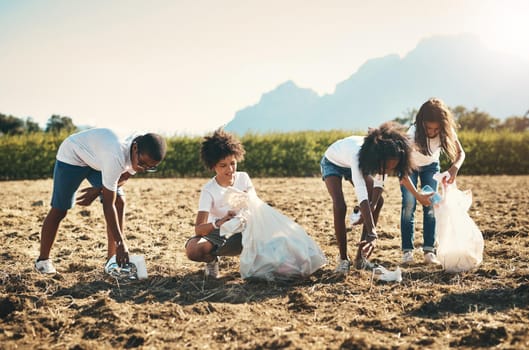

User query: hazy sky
[1,0,528,136]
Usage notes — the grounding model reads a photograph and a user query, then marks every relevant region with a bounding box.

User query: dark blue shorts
[185,230,243,256]
[320,156,352,181]
[50,160,124,210]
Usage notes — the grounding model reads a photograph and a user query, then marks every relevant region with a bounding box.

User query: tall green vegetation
[452,131,529,175]
[0,132,66,179]
[1,105,528,179]
[1,130,529,180]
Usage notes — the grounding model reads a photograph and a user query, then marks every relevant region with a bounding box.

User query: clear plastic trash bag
[224,187,327,281]
[433,175,484,273]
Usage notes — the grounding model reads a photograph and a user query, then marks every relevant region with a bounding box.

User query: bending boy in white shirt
[35,128,166,274]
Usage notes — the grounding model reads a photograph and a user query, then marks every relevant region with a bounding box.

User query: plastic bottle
[421,185,441,204]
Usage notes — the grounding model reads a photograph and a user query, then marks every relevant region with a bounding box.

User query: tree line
[0,114,77,136]
[393,106,529,132]
[1,105,529,136]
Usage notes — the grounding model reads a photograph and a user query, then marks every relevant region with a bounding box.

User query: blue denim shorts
[51,160,124,210]
[320,156,352,181]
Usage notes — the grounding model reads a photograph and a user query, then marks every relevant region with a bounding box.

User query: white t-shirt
[407,125,444,167]
[56,128,136,191]
[324,135,385,203]
[198,171,255,223]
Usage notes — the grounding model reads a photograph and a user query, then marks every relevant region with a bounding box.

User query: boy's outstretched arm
[357,199,377,258]
[101,187,129,266]
[118,172,132,187]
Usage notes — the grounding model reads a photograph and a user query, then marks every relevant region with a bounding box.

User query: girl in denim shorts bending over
[321,122,415,275]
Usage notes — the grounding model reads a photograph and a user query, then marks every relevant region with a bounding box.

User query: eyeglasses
[136,150,158,173]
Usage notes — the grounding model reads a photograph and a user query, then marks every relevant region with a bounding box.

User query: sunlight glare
[479,2,529,59]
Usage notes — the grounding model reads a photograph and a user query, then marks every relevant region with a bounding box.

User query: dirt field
[1,176,528,349]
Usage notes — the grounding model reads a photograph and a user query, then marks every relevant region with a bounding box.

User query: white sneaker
[349,208,362,225]
[335,259,351,275]
[424,252,441,265]
[205,257,220,278]
[402,251,414,264]
[104,255,118,274]
[35,259,57,274]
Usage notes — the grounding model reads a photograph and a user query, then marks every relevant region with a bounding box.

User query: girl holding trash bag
[184,129,254,278]
[185,128,326,280]
[399,98,465,265]
[321,122,415,275]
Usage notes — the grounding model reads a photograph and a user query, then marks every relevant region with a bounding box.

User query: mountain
[225,81,320,133]
[225,34,529,134]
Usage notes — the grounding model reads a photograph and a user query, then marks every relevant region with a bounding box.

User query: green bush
[453,131,529,175]
[1,130,528,180]
[0,132,66,180]
[241,130,352,176]
[156,136,205,177]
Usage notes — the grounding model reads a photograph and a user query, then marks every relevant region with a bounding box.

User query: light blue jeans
[400,162,440,253]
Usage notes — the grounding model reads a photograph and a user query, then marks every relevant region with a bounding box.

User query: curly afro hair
[358,122,414,178]
[200,128,246,170]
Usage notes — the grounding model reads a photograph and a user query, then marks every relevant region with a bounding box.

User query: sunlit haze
[1,0,528,136]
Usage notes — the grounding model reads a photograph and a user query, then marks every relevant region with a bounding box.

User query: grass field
[1,176,528,349]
